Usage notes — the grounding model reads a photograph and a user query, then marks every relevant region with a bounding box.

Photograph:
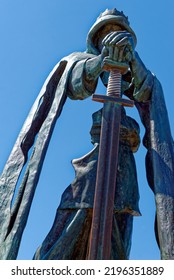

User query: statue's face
[94,24,123,52]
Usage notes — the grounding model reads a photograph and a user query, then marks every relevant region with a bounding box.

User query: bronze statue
[0,8,174,260]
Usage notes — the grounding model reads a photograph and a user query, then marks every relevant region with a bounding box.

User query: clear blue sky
[0,0,173,260]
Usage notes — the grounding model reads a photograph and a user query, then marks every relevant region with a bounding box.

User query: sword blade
[88,101,121,259]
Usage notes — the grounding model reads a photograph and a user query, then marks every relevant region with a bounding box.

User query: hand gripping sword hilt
[92,57,134,107]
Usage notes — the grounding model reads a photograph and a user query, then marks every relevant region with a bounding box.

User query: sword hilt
[92,57,134,107]
[102,57,129,98]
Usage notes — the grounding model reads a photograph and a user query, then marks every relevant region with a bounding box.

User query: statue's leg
[111,213,133,259]
[33,208,92,260]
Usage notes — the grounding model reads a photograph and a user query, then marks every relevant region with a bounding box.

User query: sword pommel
[102,57,129,75]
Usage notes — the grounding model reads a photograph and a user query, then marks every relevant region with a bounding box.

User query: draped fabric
[136,77,174,259]
[0,52,93,259]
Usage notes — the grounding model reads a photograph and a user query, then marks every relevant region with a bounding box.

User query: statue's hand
[101,31,135,64]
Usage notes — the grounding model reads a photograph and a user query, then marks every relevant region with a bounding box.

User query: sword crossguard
[92,94,134,107]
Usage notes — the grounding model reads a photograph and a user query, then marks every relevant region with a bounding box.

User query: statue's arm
[130,51,154,102]
[67,54,104,100]
[128,50,156,149]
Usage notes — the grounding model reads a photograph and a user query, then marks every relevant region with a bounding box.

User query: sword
[88,57,134,259]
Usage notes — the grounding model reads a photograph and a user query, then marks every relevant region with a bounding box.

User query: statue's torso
[59,108,141,216]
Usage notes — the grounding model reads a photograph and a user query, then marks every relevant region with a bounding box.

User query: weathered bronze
[0,8,174,260]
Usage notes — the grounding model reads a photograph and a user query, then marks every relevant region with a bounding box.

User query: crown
[98,8,129,25]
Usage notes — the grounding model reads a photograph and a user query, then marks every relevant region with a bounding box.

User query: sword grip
[107,70,121,97]
[102,57,128,98]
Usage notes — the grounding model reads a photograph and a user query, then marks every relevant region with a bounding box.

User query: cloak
[136,76,174,259]
[0,52,94,259]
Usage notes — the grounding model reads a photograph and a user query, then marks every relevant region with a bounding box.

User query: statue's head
[86,8,137,55]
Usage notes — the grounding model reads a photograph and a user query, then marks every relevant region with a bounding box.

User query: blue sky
[0,0,173,260]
